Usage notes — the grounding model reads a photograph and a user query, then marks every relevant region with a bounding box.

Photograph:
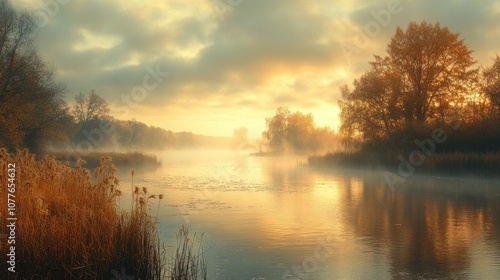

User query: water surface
[119,150,500,279]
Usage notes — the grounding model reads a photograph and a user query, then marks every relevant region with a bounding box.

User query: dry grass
[169,227,207,280]
[0,149,165,279]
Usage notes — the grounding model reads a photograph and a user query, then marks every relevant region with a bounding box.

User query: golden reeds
[169,226,207,280]
[0,149,165,279]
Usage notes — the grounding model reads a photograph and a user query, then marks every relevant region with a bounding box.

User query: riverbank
[0,149,207,279]
[46,150,161,169]
[0,149,165,279]
[309,151,500,178]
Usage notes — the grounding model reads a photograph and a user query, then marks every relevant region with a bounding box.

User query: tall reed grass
[0,149,165,279]
[169,226,207,280]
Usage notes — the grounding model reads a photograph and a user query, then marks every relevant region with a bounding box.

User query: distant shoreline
[308,152,500,179]
[44,150,161,169]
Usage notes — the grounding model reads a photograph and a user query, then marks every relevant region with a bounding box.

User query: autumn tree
[72,90,110,124]
[339,21,477,148]
[0,0,70,152]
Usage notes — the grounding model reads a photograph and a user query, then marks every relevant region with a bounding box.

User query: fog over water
[116,150,500,279]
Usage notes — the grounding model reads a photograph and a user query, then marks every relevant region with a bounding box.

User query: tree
[286,111,315,152]
[338,70,405,146]
[262,107,290,152]
[339,21,477,148]
[0,0,70,152]
[483,55,500,120]
[72,90,110,124]
[262,107,336,154]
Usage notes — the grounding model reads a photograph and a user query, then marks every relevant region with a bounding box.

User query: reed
[0,149,165,279]
[169,226,207,280]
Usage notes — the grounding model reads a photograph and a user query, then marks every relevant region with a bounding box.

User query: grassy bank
[0,149,166,279]
[309,151,500,178]
[46,151,161,169]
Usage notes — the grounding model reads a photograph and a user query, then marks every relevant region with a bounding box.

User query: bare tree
[0,0,70,152]
[72,90,110,124]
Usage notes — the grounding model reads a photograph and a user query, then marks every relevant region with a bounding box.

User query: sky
[12,0,500,137]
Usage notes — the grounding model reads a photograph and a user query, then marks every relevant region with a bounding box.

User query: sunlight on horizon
[11,0,499,137]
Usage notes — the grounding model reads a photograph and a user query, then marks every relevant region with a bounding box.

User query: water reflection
[337,173,500,279]
[117,152,500,279]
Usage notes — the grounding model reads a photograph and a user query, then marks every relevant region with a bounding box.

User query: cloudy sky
[12,0,500,137]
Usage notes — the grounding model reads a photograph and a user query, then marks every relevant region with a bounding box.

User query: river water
[118,150,500,279]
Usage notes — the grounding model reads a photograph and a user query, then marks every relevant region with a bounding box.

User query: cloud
[11,0,500,135]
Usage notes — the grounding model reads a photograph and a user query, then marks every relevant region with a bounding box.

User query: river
[117,150,500,279]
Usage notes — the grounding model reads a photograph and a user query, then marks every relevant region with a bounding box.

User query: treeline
[68,118,231,151]
[338,21,500,154]
[68,91,232,151]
